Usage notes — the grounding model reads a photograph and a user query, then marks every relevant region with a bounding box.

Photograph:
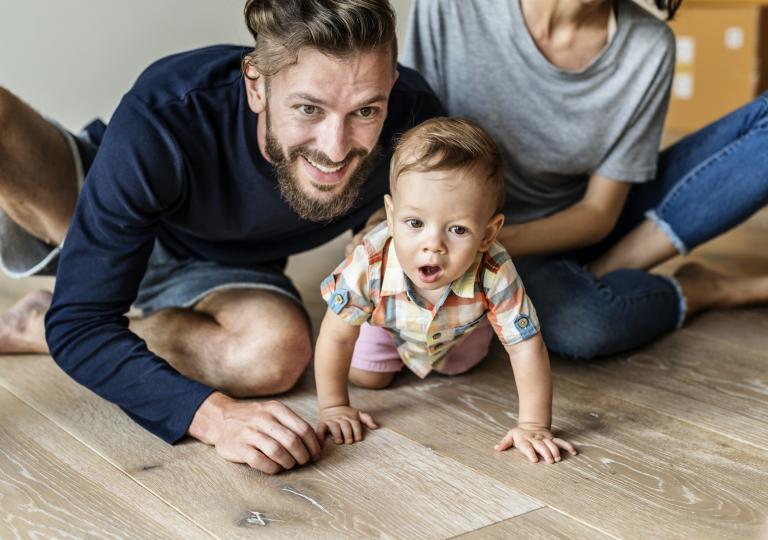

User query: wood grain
[0,386,208,539]
[457,508,611,540]
[0,355,540,539]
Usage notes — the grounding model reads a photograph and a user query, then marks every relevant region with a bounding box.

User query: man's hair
[390,117,506,215]
[242,0,398,78]
[652,0,683,20]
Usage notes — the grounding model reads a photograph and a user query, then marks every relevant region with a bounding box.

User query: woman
[403,0,768,358]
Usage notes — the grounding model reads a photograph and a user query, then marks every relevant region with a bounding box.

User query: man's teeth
[305,156,344,174]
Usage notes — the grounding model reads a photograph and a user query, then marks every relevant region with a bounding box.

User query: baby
[314,117,576,464]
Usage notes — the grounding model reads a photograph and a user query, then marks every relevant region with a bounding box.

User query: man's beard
[265,121,381,222]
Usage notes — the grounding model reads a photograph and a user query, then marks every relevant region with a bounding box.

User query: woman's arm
[498,174,630,258]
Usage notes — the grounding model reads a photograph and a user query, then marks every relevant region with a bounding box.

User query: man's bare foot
[674,263,768,320]
[0,290,52,354]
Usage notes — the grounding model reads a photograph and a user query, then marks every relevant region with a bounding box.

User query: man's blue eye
[300,105,318,115]
[359,107,376,118]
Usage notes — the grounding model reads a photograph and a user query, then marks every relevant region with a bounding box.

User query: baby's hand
[495,424,577,464]
[317,405,379,445]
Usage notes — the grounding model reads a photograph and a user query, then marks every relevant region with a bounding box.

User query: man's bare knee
[349,368,395,390]
[220,328,312,397]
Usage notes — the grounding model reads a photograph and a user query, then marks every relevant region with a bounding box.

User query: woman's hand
[495,424,577,464]
[317,405,379,444]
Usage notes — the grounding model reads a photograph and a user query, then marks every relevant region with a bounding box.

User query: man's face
[247,46,398,221]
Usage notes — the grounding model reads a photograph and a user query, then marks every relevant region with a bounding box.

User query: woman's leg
[586,93,768,317]
[592,92,768,272]
[516,255,683,359]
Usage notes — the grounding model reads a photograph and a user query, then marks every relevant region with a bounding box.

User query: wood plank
[682,307,768,353]
[551,328,768,449]
[457,508,611,540]
[347,352,768,539]
[0,355,541,539]
[0,386,208,539]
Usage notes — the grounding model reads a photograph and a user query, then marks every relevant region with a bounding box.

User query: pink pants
[350,318,494,375]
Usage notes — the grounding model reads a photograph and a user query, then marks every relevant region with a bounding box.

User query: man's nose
[320,116,352,163]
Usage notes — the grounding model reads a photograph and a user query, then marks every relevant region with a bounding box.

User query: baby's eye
[405,219,423,229]
[449,225,469,236]
[299,104,319,116]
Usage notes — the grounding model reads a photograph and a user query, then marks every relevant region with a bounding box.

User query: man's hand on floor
[188,391,322,474]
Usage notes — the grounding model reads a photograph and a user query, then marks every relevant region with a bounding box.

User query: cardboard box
[665,1,768,132]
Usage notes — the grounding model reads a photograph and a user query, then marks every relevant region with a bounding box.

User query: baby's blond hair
[389,117,505,214]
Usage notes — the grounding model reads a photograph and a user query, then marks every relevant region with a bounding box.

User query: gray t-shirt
[402,0,675,223]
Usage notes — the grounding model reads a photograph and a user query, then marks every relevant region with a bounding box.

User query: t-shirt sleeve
[320,244,374,326]
[483,251,540,347]
[45,93,214,444]
[401,0,447,102]
[595,28,676,182]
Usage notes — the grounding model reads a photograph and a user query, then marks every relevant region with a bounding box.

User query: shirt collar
[380,239,482,300]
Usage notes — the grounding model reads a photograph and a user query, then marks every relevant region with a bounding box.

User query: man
[0,0,441,474]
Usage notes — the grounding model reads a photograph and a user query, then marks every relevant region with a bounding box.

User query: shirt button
[517,317,529,328]
[432,332,441,339]
[333,294,344,305]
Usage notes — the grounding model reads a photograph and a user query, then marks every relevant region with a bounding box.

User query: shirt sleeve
[595,28,676,182]
[44,93,214,444]
[320,243,374,326]
[482,250,540,347]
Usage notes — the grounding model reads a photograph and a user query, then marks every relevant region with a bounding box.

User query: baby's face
[385,167,503,296]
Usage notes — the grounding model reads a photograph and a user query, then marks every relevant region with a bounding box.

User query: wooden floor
[1,212,767,539]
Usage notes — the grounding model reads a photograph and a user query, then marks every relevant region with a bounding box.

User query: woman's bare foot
[674,263,768,320]
[0,290,52,354]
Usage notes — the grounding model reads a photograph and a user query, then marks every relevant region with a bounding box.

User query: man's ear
[384,194,395,235]
[479,213,505,252]
[243,63,267,114]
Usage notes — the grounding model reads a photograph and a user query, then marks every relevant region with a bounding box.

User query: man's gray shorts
[0,120,304,315]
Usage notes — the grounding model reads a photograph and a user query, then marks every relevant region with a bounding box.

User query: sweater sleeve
[45,93,214,444]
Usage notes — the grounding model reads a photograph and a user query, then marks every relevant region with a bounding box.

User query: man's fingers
[246,432,297,470]
[263,422,312,465]
[242,446,283,475]
[553,438,578,455]
[267,402,322,460]
[359,412,379,430]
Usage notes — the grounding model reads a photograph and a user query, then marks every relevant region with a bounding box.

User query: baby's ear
[479,213,505,251]
[384,194,395,234]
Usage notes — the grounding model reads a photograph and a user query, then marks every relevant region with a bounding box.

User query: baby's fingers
[517,440,539,463]
[553,437,578,455]
[359,412,379,430]
[339,419,355,444]
[494,432,515,452]
[532,439,555,464]
[543,438,562,463]
[326,421,344,445]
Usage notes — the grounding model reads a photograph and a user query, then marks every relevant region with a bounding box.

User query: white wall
[0,0,412,131]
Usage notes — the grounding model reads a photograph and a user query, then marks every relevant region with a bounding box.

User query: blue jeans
[514,92,768,359]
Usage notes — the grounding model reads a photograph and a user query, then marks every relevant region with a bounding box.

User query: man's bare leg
[130,288,312,396]
[0,87,79,354]
[589,218,768,321]
[0,87,78,245]
[1,287,312,396]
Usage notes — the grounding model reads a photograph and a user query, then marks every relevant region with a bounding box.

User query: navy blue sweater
[45,45,441,443]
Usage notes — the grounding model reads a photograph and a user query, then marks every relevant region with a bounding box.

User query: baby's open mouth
[418,265,443,284]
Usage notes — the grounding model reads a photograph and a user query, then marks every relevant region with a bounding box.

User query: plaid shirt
[321,222,540,378]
